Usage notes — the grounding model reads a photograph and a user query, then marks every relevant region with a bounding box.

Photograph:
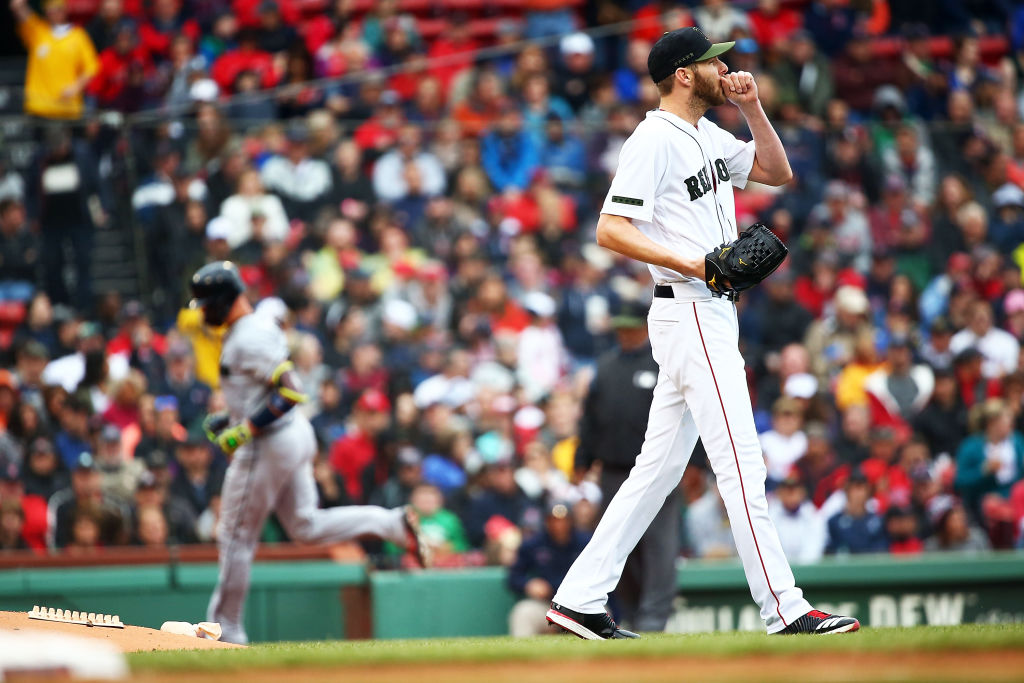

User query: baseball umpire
[191,262,430,644]
[546,27,859,639]
[575,298,679,633]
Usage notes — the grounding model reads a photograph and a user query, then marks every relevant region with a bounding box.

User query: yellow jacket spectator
[12,0,99,120]
[176,307,225,389]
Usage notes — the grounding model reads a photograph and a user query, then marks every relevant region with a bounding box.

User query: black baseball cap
[648,27,734,83]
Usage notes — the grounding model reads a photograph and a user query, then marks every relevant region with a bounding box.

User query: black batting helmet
[189,261,244,326]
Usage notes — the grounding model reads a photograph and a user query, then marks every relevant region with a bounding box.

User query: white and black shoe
[776,610,860,635]
[546,602,640,640]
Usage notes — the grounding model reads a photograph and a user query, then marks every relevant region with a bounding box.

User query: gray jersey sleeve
[235,317,288,383]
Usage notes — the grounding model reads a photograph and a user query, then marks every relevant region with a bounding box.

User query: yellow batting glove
[215,422,253,456]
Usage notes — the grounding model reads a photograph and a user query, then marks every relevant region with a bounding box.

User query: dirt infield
[0,610,243,652]
[130,650,1024,683]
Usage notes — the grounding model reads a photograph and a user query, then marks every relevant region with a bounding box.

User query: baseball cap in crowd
[560,32,594,56]
[378,90,401,107]
[834,286,869,316]
[206,216,233,242]
[476,431,514,467]
[100,423,121,443]
[581,243,614,271]
[52,304,75,325]
[888,334,913,350]
[611,298,648,329]
[885,504,915,521]
[824,180,850,201]
[773,396,803,416]
[523,292,556,319]
[845,466,870,486]
[734,37,759,55]
[182,425,208,447]
[76,322,101,341]
[382,299,418,332]
[137,470,159,490]
[396,446,423,468]
[647,27,734,83]
[993,183,1024,210]
[929,315,953,335]
[30,437,54,455]
[357,389,391,414]
[21,340,48,360]
[189,78,220,103]
[953,347,983,365]
[1004,289,1024,315]
[121,300,145,321]
[547,500,573,519]
[778,467,803,488]
[145,449,170,470]
[154,395,179,413]
[783,373,818,400]
[805,421,828,441]
[75,452,97,471]
[166,339,192,360]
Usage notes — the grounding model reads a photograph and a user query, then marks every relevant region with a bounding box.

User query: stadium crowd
[1,0,1024,580]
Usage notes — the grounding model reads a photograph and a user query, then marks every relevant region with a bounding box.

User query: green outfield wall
[0,552,1020,641]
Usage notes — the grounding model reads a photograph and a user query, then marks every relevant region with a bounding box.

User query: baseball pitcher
[546,28,859,639]
[190,262,430,644]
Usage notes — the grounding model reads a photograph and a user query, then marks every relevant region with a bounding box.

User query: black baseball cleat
[776,610,860,635]
[546,602,640,640]
[402,505,433,569]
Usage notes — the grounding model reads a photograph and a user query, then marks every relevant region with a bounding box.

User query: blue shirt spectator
[826,470,888,554]
[507,505,589,597]
[539,117,586,190]
[481,107,540,192]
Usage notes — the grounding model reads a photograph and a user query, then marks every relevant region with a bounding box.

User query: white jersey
[601,109,755,298]
[219,312,295,429]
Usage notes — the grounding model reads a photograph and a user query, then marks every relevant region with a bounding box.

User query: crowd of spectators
[2,0,1024,583]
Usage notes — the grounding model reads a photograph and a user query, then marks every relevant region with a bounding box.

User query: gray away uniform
[207,311,407,644]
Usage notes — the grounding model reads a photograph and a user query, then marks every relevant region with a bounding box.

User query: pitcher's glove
[705,222,788,299]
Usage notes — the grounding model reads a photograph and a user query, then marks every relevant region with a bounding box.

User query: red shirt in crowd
[211,46,279,92]
[747,6,802,49]
[329,428,375,502]
[20,493,48,552]
[139,18,200,60]
[231,0,301,28]
[353,116,402,151]
[491,301,530,335]
[89,46,152,109]
[428,35,479,94]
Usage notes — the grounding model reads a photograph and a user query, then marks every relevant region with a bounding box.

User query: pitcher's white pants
[207,418,408,644]
[554,296,812,633]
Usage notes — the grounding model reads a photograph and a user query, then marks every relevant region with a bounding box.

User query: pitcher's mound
[0,610,244,652]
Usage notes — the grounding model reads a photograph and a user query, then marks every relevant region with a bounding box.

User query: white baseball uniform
[553,109,813,633]
[207,310,408,644]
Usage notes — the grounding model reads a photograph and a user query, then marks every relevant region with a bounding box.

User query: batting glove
[214,421,254,456]
[203,413,231,443]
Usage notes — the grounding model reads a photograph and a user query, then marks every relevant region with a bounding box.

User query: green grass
[129,624,1024,672]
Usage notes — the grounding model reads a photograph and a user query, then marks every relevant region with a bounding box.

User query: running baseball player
[190,262,430,645]
[546,28,859,638]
